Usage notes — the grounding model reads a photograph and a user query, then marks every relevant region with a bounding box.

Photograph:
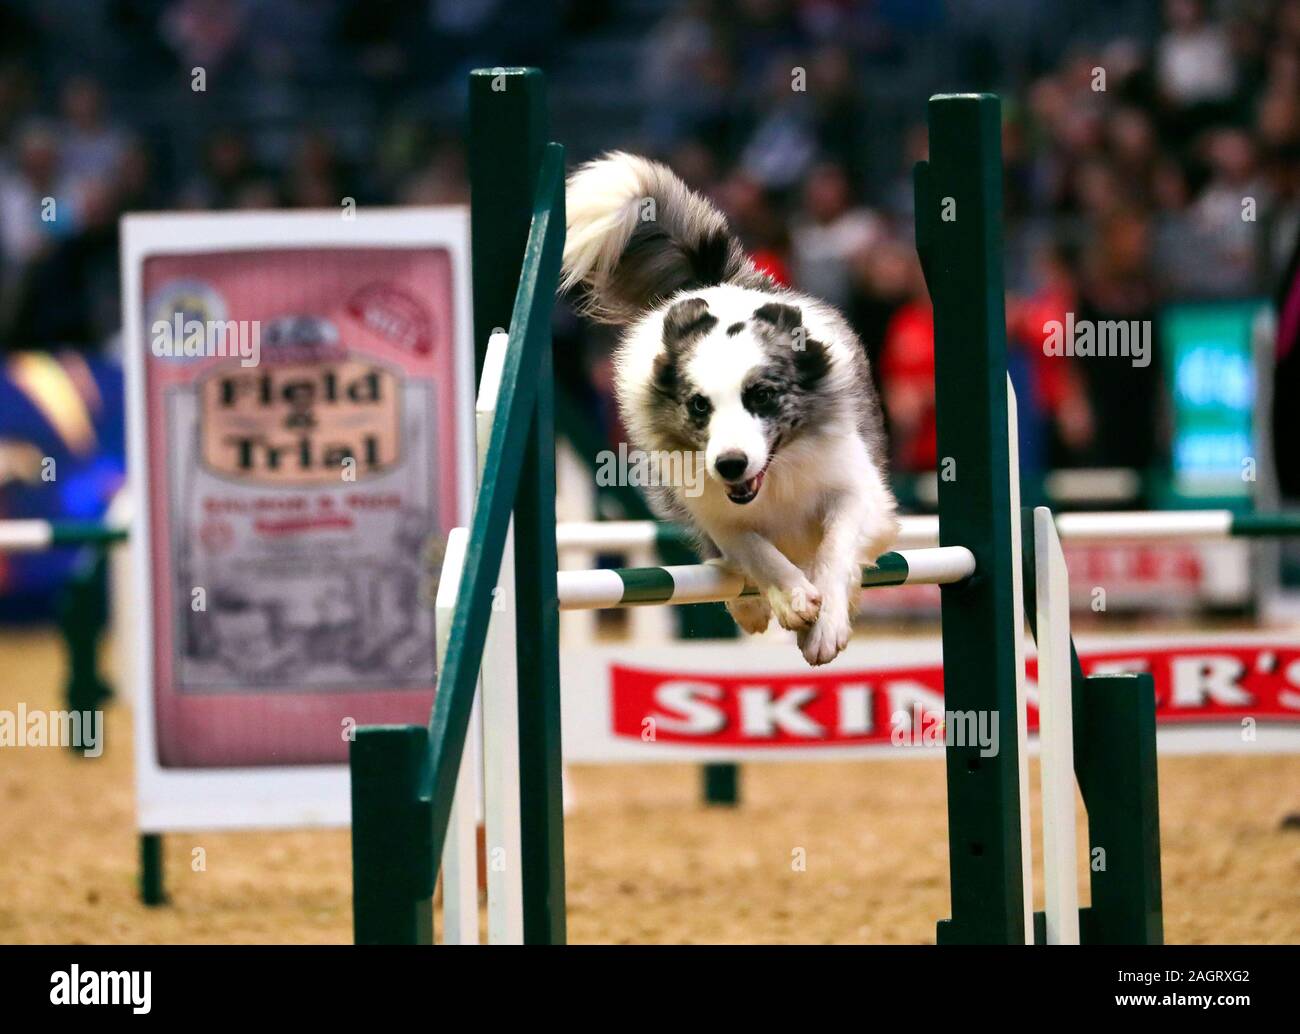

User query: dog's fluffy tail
[561,152,767,324]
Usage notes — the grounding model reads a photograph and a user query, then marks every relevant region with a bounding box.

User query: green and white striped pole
[554,510,1300,553]
[5,508,1300,557]
[0,520,128,551]
[555,547,976,610]
[1051,510,1300,542]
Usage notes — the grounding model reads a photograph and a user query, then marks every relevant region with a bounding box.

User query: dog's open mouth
[725,466,767,505]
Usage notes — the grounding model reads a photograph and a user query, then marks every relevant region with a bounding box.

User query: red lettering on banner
[609,644,1300,749]
[1065,546,1201,587]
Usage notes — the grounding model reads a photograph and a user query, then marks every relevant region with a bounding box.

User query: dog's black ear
[662,297,716,348]
[793,337,831,389]
[752,302,802,333]
[656,298,713,397]
[652,350,678,396]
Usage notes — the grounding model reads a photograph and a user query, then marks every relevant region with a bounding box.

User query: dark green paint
[615,566,677,605]
[140,833,165,906]
[350,725,435,944]
[469,68,548,379]
[861,552,910,586]
[1231,512,1300,537]
[1073,672,1164,944]
[513,335,567,945]
[59,546,114,728]
[918,94,1027,945]
[702,762,739,807]
[48,522,128,547]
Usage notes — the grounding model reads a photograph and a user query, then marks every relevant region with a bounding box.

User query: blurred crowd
[633,0,1300,477]
[0,0,1297,482]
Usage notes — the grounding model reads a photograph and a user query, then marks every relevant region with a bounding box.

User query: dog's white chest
[683,477,827,566]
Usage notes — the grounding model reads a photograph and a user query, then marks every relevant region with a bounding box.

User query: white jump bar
[554,510,1248,554]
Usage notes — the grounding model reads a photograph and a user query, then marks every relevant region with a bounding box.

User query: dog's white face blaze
[684,332,769,485]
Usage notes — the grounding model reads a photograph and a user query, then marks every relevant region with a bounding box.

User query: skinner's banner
[561,634,1300,761]
[123,211,473,829]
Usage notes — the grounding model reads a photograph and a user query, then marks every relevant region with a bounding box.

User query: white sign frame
[122,208,475,833]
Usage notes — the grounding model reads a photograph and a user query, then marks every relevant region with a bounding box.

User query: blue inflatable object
[0,352,126,622]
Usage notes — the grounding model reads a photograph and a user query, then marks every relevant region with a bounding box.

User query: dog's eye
[747,386,775,410]
[688,394,711,417]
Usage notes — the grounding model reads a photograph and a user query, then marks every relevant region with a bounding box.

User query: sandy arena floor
[0,629,1296,944]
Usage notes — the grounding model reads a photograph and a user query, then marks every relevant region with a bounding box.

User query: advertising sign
[122,210,473,830]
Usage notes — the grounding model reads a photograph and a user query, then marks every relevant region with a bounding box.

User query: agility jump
[337,70,1167,947]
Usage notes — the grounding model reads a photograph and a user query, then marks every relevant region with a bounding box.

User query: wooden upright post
[470,67,566,945]
[915,94,1028,944]
[470,68,548,377]
[352,71,566,945]
[350,726,435,944]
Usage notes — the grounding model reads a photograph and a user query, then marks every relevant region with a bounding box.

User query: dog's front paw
[727,595,771,635]
[766,579,821,631]
[797,605,852,666]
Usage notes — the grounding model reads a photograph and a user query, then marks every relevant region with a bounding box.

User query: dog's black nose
[714,452,749,481]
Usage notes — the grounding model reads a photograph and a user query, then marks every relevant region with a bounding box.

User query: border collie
[561,152,898,666]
